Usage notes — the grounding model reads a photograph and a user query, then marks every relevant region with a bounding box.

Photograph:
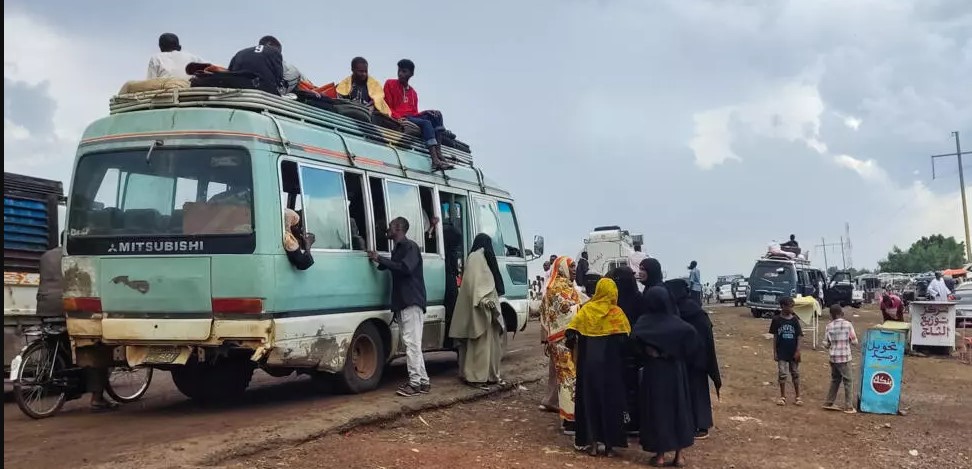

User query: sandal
[538,404,558,413]
[777,397,786,406]
[464,381,490,391]
[649,455,667,467]
[91,401,120,413]
[794,397,804,406]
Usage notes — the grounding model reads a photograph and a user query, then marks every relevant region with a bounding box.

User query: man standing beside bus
[368,217,430,397]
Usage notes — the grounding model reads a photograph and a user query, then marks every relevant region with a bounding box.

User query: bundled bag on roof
[118,77,189,95]
[767,241,796,259]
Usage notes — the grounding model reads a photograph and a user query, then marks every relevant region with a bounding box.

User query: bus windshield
[68,148,253,238]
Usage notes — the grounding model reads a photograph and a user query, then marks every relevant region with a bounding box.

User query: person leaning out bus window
[283,209,314,270]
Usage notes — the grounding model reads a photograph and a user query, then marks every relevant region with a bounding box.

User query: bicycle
[10,321,153,419]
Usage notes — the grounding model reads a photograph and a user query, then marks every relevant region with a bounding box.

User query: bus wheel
[750,308,761,318]
[171,358,254,403]
[336,322,386,394]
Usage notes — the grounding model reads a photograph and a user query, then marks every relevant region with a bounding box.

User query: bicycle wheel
[13,340,68,419]
[106,366,153,403]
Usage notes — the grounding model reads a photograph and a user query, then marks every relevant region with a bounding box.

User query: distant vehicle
[826,270,862,308]
[745,254,827,318]
[717,284,734,303]
[733,279,750,307]
[951,282,972,328]
[714,274,745,294]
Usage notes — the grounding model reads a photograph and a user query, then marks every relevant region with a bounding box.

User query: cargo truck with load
[3,172,65,379]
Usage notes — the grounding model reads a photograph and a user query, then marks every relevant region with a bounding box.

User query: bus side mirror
[533,235,544,257]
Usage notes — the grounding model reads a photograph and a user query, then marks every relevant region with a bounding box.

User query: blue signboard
[859,328,906,415]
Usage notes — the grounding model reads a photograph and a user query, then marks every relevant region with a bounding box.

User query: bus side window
[280,160,305,236]
[344,173,366,251]
[369,177,389,252]
[419,186,439,255]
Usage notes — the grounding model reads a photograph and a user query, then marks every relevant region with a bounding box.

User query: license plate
[143,346,180,365]
[8,355,22,381]
[762,295,776,303]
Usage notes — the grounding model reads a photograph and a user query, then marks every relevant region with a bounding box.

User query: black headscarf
[470,233,505,296]
[611,266,644,325]
[665,278,709,325]
[640,258,664,288]
[632,258,697,359]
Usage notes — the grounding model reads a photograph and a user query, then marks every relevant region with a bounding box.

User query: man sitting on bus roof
[147,33,202,80]
[336,57,392,117]
[229,36,284,95]
[383,59,453,171]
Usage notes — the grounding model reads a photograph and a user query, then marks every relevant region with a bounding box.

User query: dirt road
[228,304,972,469]
[3,326,547,469]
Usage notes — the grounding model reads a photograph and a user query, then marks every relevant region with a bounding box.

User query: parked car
[951,282,972,329]
[717,284,734,303]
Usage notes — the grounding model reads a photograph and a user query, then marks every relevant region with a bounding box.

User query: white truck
[3,173,64,382]
[578,226,646,281]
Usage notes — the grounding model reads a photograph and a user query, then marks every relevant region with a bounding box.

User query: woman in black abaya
[610,266,644,435]
[633,258,699,467]
[665,278,722,440]
[564,278,631,456]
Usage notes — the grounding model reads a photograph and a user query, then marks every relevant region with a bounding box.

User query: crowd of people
[140,33,456,170]
[537,255,721,467]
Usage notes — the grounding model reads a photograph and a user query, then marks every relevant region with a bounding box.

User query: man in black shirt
[228,35,284,95]
[368,217,429,396]
[769,297,803,406]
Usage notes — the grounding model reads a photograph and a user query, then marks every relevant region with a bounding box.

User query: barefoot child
[770,297,803,406]
[822,304,859,413]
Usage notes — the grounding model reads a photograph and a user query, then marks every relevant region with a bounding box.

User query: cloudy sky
[4,0,970,281]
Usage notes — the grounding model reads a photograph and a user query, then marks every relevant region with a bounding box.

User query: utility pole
[839,237,847,269]
[930,131,971,261]
[816,238,846,273]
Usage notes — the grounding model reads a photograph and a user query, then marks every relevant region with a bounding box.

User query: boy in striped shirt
[822,304,859,413]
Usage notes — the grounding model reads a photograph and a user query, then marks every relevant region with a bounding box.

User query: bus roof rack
[108,87,475,169]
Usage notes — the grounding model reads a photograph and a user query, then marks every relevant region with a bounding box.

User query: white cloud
[3,11,123,182]
[4,118,30,141]
[842,115,862,130]
[833,154,888,183]
[689,80,828,169]
[688,108,739,169]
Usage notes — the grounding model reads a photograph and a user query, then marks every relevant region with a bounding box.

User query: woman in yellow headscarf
[565,277,632,456]
[540,256,581,435]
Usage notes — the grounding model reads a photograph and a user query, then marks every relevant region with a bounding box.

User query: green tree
[877,235,967,273]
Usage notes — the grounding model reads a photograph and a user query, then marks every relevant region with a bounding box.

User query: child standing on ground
[770,297,803,406]
[822,304,859,413]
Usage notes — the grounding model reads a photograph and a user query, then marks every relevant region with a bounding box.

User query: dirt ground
[228,304,972,469]
[3,328,547,469]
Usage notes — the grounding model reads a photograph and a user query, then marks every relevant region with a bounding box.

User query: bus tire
[750,308,761,318]
[336,322,386,394]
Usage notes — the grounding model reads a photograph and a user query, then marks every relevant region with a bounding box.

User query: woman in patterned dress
[540,256,581,435]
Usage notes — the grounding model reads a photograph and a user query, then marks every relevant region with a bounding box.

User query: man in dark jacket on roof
[229,35,284,95]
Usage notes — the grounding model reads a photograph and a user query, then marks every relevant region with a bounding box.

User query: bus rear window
[68,148,253,237]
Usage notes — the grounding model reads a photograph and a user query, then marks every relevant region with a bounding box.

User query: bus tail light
[212,298,264,314]
[63,297,102,313]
